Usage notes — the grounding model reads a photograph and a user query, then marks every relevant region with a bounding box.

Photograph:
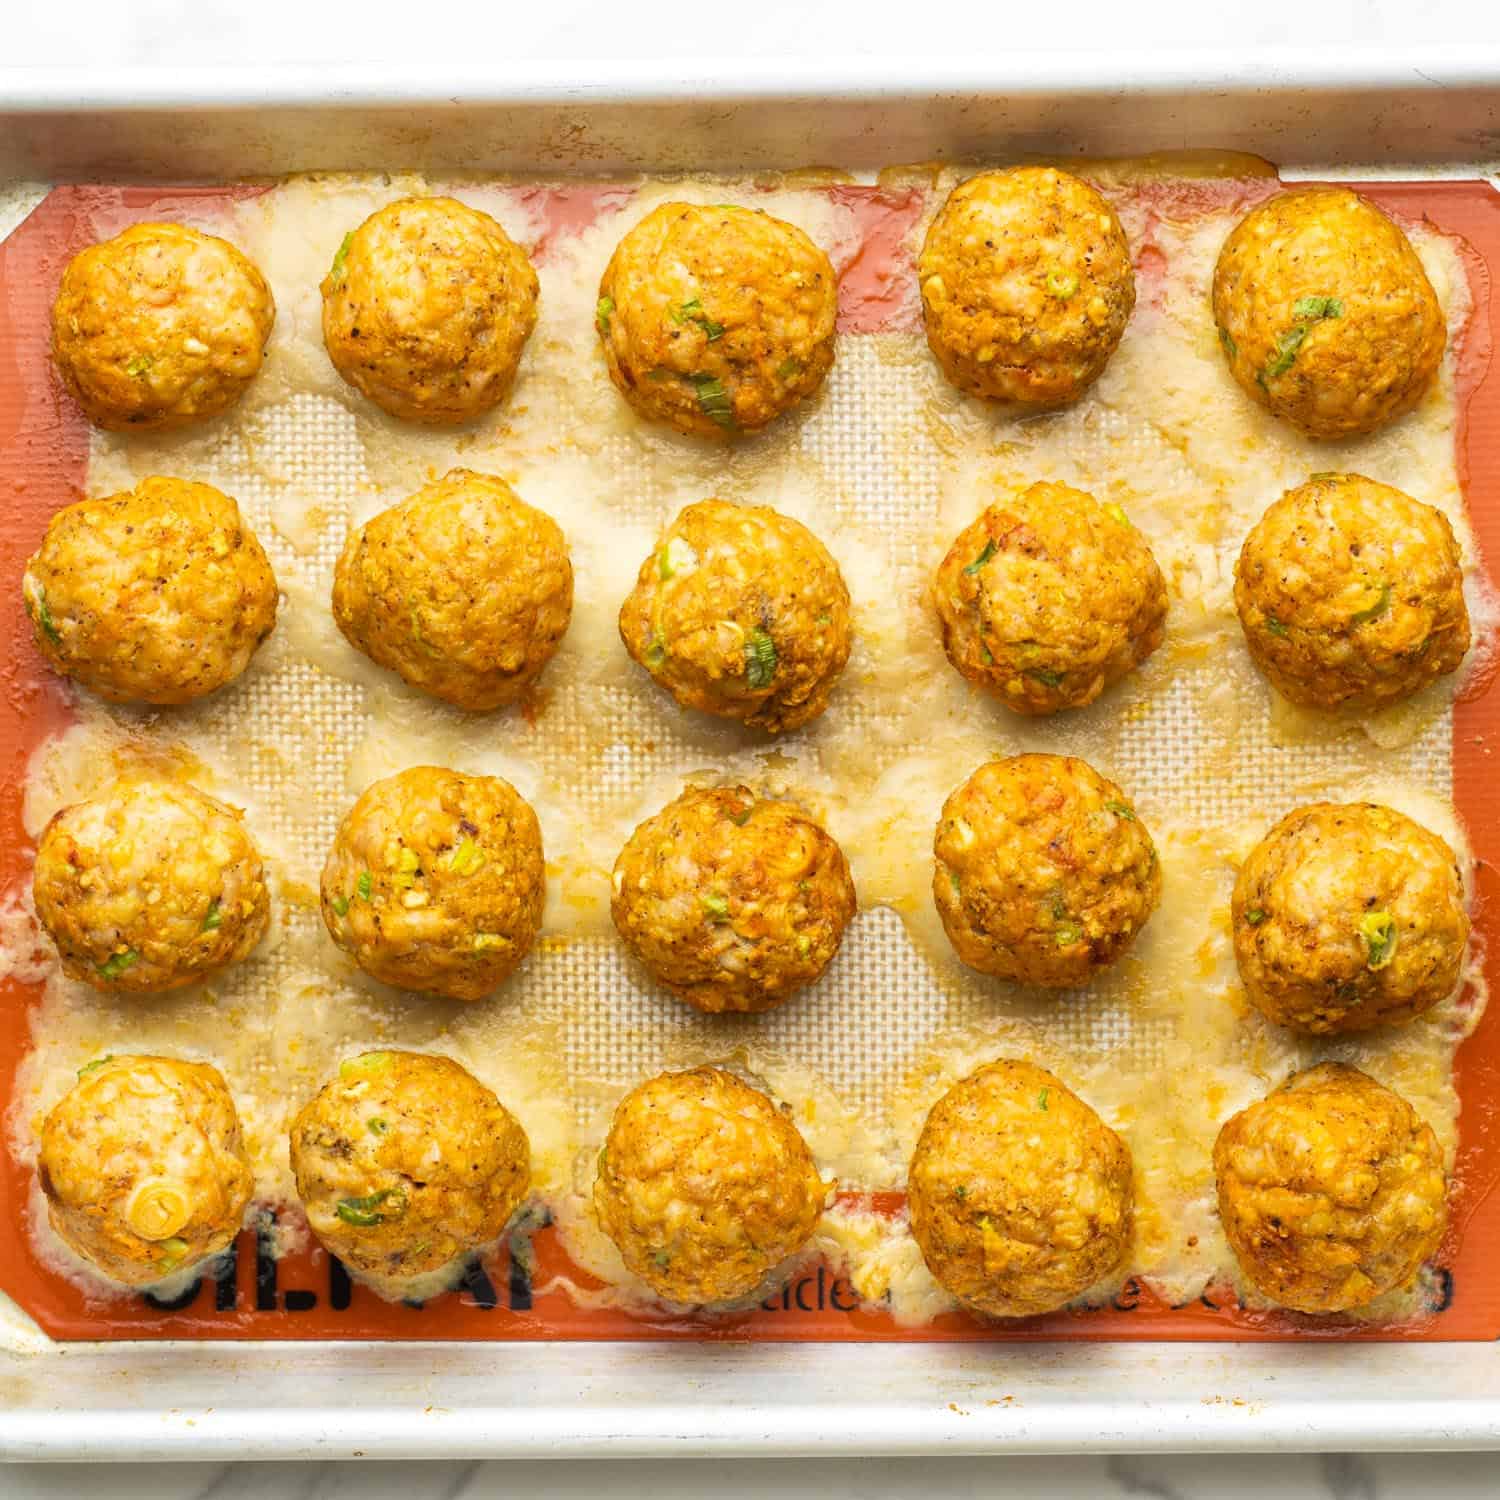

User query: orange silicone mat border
[2,174,1499,1343]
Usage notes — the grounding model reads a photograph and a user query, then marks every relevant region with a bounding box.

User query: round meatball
[1232,802,1468,1034]
[321,196,539,425]
[908,1059,1133,1318]
[611,784,856,1014]
[23,476,279,706]
[332,468,573,711]
[934,755,1159,987]
[1234,473,1469,711]
[51,221,274,431]
[597,201,837,437]
[1212,187,1444,439]
[619,498,852,733]
[33,777,269,995]
[321,766,545,1000]
[933,481,1167,714]
[39,1054,252,1286]
[1214,1062,1447,1313]
[593,1066,828,1304]
[290,1050,531,1282]
[918,167,1135,406]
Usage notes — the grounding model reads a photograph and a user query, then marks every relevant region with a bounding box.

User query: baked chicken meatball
[33,777,269,995]
[918,166,1135,407]
[23,476,279,706]
[1232,802,1468,1034]
[51,221,274,431]
[290,1050,531,1283]
[934,481,1167,714]
[611,784,856,1013]
[1212,187,1445,439]
[596,201,837,437]
[934,754,1159,987]
[619,498,852,733]
[39,1054,252,1286]
[593,1066,828,1304]
[321,195,539,425]
[1234,473,1469,711]
[1214,1062,1447,1313]
[908,1059,1133,1318]
[321,766,545,1000]
[332,468,573,711]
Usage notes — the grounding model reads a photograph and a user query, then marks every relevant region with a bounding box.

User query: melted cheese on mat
[3,165,1488,1331]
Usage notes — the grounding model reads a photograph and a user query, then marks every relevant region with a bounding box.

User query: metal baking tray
[3,53,1500,1460]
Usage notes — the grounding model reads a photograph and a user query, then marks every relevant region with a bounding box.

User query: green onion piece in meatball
[1231,801,1468,1033]
[592,1066,828,1304]
[918,167,1135,407]
[596,202,837,436]
[51,221,275,431]
[611,784,856,1013]
[618,497,852,733]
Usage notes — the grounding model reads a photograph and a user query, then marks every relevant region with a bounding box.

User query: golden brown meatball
[908,1059,1133,1318]
[1212,187,1444,439]
[933,481,1167,714]
[1214,1062,1447,1313]
[332,469,573,711]
[611,784,856,1014]
[1234,473,1469,711]
[1232,802,1468,1034]
[934,754,1159,987]
[321,196,539,425]
[596,202,837,437]
[619,498,852,733]
[918,167,1135,406]
[321,766,545,1000]
[23,476,279,706]
[39,1054,252,1286]
[33,777,269,995]
[51,221,274,431]
[290,1050,531,1283]
[593,1066,828,1304]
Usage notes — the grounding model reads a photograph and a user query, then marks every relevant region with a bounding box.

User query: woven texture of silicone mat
[3,173,1500,1344]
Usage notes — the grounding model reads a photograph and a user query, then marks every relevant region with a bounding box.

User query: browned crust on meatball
[1214,1062,1447,1313]
[618,497,853,733]
[320,766,546,1000]
[331,468,573,711]
[1234,473,1468,710]
[611,784,857,1013]
[320,196,539,425]
[290,1049,531,1280]
[1231,802,1469,1034]
[1212,187,1444,439]
[933,754,1160,987]
[39,1054,253,1285]
[597,202,837,437]
[33,777,269,995]
[23,476,279,706]
[51,220,275,431]
[592,1066,828,1304]
[933,481,1167,714]
[908,1058,1134,1318]
[918,167,1135,406]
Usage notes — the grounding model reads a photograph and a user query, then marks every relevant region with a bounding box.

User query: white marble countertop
[6,0,1500,66]
[4,3,1500,1495]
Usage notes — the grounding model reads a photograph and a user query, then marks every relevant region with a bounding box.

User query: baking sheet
[2,164,1500,1346]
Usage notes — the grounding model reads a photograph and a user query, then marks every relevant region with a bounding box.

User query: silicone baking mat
[2,171,1499,1344]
